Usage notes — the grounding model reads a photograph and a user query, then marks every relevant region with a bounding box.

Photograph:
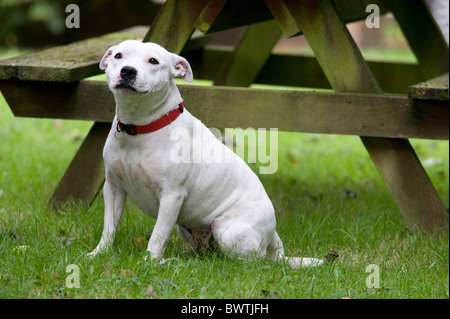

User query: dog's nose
[120,66,137,81]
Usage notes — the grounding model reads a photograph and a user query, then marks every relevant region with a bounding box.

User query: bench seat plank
[409,73,449,101]
[0,26,149,82]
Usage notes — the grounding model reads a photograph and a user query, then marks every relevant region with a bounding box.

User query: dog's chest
[105,139,163,216]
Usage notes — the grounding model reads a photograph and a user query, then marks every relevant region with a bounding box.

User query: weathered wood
[0,80,115,121]
[214,20,282,86]
[265,0,389,37]
[0,80,447,140]
[201,0,388,36]
[282,0,448,231]
[409,73,449,101]
[143,0,209,53]
[0,25,211,83]
[274,0,382,93]
[49,122,110,207]
[199,0,274,34]
[0,26,148,82]
[264,0,300,37]
[385,0,449,79]
[196,0,228,32]
[184,46,426,94]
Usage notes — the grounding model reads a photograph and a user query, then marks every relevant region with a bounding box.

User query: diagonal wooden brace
[49,122,111,207]
[268,0,448,232]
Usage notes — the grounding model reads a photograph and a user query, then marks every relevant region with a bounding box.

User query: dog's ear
[99,45,116,71]
[171,53,193,82]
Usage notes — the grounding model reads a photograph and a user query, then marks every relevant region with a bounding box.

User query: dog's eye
[148,58,159,65]
[114,53,122,59]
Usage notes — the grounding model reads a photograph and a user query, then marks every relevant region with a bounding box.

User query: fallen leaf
[144,285,156,298]
[343,189,359,198]
[120,269,133,277]
[51,272,61,279]
[71,129,83,142]
[325,250,339,263]
[101,261,112,276]
[9,231,20,240]
[53,120,63,129]
[262,289,280,299]
[61,236,76,246]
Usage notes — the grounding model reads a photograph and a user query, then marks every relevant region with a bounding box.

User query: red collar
[117,102,184,135]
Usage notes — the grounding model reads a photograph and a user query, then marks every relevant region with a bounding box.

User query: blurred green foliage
[0,0,70,46]
[0,0,161,48]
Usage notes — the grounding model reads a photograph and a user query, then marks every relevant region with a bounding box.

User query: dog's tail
[268,231,323,269]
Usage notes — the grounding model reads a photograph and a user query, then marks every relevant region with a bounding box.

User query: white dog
[88,40,322,268]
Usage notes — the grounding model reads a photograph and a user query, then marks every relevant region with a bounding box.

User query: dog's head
[100,40,193,95]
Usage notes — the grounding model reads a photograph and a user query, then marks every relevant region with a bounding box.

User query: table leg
[49,122,110,208]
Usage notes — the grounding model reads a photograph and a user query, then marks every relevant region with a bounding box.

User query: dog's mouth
[115,83,137,92]
[114,83,149,95]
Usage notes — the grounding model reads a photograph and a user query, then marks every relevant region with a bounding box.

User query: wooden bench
[0,25,211,206]
[0,0,448,232]
[409,73,449,101]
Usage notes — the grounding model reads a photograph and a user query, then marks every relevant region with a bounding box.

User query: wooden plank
[255,54,426,94]
[202,0,274,34]
[385,0,449,79]
[283,0,448,231]
[201,0,388,36]
[265,0,388,37]
[184,46,426,94]
[143,0,209,53]
[409,73,449,101]
[1,80,447,140]
[0,80,115,121]
[49,122,110,207]
[214,20,282,86]
[0,26,148,82]
[264,0,300,37]
[196,0,228,33]
[279,0,383,93]
[331,0,389,22]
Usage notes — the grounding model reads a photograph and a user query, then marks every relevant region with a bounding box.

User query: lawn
[0,62,448,300]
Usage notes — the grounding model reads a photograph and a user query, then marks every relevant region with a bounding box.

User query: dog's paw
[158,257,179,265]
[87,247,106,258]
[140,251,178,265]
[86,251,98,259]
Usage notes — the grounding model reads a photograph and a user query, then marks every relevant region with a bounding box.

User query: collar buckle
[117,122,137,135]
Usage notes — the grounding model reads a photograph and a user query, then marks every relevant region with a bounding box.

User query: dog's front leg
[146,191,186,260]
[88,178,126,257]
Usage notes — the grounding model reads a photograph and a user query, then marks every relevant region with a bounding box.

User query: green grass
[0,89,448,299]
[0,45,448,298]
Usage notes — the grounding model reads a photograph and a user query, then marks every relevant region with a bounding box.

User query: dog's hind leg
[212,218,270,260]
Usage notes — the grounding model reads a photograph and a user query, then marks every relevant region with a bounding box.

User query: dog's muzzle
[115,66,138,92]
[120,66,137,82]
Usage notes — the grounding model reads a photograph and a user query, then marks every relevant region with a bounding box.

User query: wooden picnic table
[0,0,448,232]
